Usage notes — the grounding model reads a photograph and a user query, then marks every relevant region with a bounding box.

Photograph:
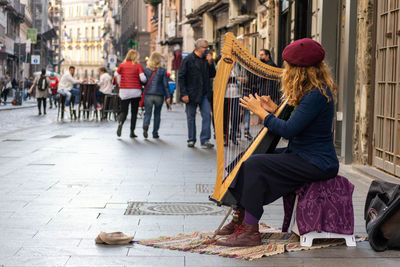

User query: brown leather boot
[215,209,244,235]
[216,222,262,247]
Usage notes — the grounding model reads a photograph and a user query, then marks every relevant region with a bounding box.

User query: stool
[283,175,356,247]
[288,196,356,247]
[57,94,77,120]
[102,93,120,121]
[78,84,98,120]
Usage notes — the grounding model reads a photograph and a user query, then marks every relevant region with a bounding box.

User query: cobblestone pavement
[0,105,399,266]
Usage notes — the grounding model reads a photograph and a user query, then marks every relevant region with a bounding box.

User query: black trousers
[37,98,47,112]
[229,149,338,219]
[1,88,9,102]
[119,97,140,131]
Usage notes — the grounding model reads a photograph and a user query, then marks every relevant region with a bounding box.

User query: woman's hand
[181,95,189,104]
[239,94,269,121]
[260,95,278,113]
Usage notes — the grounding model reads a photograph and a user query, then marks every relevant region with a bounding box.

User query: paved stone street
[0,104,399,266]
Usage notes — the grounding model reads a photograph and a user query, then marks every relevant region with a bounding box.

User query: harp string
[222,60,281,182]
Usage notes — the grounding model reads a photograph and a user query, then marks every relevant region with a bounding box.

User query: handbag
[139,70,156,108]
[365,180,400,251]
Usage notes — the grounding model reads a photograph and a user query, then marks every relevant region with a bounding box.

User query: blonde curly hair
[147,52,163,71]
[281,61,337,106]
[124,49,139,64]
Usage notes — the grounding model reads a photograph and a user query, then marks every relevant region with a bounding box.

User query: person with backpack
[29,69,50,115]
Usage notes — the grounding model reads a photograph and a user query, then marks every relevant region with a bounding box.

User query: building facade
[61,0,105,79]
[119,0,150,65]
[101,0,120,70]
[0,0,26,80]
[30,0,58,73]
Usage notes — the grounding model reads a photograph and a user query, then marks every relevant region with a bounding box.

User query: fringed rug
[138,224,367,261]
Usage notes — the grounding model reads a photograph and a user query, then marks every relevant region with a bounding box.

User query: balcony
[0,0,9,6]
[81,37,89,42]
[4,0,25,22]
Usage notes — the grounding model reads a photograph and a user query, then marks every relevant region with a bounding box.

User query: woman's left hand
[239,94,269,121]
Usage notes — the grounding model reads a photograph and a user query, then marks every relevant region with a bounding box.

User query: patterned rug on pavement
[137,224,366,261]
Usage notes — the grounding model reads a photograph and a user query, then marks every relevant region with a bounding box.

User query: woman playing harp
[215,38,339,247]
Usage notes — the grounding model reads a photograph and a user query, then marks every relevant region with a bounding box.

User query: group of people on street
[113,39,216,149]
[114,49,172,139]
[25,65,115,116]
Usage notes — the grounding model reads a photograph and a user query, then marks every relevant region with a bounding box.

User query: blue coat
[143,67,170,98]
[264,87,339,172]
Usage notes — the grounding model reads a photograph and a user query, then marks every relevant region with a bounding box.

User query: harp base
[209,190,239,208]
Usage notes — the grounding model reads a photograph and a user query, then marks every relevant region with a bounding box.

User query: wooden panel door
[374,0,400,176]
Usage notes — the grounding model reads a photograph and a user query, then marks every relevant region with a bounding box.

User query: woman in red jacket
[115,49,147,137]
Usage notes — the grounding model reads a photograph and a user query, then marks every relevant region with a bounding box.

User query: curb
[0,104,36,111]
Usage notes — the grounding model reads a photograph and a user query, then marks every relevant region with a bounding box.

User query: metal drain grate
[195,184,215,194]
[51,135,72,139]
[124,202,227,216]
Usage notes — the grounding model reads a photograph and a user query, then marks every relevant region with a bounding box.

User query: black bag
[37,76,48,91]
[365,180,400,251]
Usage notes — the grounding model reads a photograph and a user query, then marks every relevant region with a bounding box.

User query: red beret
[282,38,325,67]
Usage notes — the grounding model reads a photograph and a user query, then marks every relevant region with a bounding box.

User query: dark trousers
[1,88,9,103]
[119,97,140,131]
[229,149,338,219]
[37,98,47,113]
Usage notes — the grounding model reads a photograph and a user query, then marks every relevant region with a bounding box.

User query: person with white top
[58,66,82,110]
[91,67,113,109]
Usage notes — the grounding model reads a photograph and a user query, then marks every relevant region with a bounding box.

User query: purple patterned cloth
[282,175,355,235]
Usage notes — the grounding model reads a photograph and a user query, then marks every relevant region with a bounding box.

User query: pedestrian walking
[166,73,176,110]
[11,78,18,101]
[142,52,171,139]
[29,69,50,115]
[58,66,82,112]
[115,49,147,138]
[179,38,216,148]
[48,72,59,108]
[1,74,11,105]
[259,49,277,67]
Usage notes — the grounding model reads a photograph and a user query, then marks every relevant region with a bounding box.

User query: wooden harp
[210,33,293,207]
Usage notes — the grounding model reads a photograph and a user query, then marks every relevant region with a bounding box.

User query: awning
[41,28,58,40]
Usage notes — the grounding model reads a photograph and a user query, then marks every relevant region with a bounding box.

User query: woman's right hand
[257,94,278,113]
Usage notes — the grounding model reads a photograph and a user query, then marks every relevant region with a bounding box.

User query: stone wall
[353,0,375,164]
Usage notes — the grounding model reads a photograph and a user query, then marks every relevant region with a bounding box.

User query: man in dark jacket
[259,49,277,67]
[179,39,216,148]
